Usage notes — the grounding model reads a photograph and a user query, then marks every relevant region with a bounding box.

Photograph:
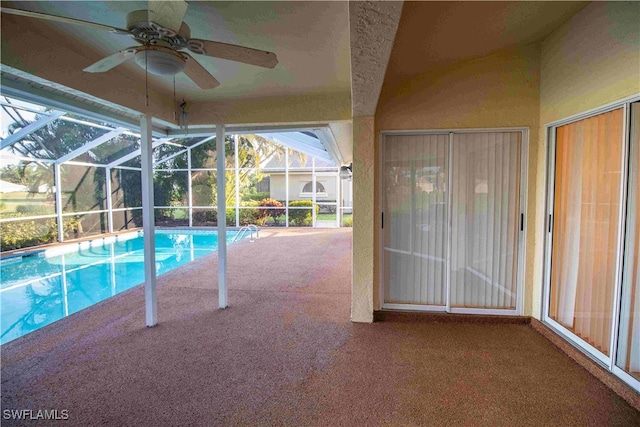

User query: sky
[1,97,43,139]
[0,97,44,166]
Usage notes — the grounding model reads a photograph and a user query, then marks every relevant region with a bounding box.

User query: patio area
[1,228,639,426]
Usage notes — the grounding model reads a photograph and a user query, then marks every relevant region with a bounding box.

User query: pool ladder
[233,224,260,243]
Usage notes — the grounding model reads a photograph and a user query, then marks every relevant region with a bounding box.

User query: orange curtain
[549,108,623,355]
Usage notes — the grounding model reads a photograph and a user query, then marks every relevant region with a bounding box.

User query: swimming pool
[0,229,240,345]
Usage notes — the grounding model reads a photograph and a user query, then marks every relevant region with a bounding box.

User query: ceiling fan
[1,0,279,89]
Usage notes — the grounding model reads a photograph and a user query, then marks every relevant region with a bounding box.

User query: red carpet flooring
[1,228,639,426]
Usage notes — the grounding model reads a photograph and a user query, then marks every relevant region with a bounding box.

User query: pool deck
[1,228,639,426]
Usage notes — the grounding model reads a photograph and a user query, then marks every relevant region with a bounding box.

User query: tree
[0,164,24,184]
[1,108,136,235]
[223,135,307,206]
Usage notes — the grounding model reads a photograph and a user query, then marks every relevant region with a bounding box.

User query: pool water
[0,229,239,344]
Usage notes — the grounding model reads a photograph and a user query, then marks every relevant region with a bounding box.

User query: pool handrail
[233,225,260,243]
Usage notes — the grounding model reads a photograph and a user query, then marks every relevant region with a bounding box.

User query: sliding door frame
[542,94,640,392]
[379,130,450,313]
[379,127,529,316]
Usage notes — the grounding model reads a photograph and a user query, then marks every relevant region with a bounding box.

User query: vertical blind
[383,134,449,305]
[549,108,623,355]
[383,131,522,310]
[450,132,521,309]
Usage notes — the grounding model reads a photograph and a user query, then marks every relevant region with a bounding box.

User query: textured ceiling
[349,1,403,118]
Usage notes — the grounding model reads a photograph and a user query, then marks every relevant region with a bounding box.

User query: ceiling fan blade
[0,7,130,35]
[83,48,138,73]
[148,0,188,34]
[186,39,278,69]
[183,53,220,89]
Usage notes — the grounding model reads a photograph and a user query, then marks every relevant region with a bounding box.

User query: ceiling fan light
[134,48,186,76]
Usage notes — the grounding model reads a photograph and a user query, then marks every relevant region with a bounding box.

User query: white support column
[217,125,228,308]
[337,173,343,227]
[234,134,240,227]
[140,115,157,327]
[312,157,317,227]
[61,254,69,317]
[105,167,114,233]
[285,148,290,227]
[54,163,64,242]
[110,244,117,296]
[187,148,193,227]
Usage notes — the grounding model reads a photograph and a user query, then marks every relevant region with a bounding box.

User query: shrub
[318,202,337,214]
[241,192,270,202]
[238,201,260,225]
[342,215,353,227]
[225,209,234,226]
[0,214,79,251]
[192,210,216,225]
[288,200,318,226]
[15,204,49,214]
[257,198,285,225]
[226,208,252,226]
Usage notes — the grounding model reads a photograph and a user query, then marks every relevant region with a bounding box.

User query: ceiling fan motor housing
[126,10,191,49]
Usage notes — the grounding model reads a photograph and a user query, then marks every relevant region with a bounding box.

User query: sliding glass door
[450,132,522,311]
[547,108,623,356]
[383,134,449,307]
[545,99,640,392]
[382,130,525,314]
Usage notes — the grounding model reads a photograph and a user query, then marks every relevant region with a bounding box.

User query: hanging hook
[179,99,188,132]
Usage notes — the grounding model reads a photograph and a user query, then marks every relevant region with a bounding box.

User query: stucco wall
[374,45,542,314]
[352,116,375,322]
[530,1,640,318]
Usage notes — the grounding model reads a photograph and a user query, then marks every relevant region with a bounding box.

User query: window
[299,180,328,198]
[302,181,325,193]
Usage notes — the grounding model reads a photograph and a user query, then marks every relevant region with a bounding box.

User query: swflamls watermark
[3,409,69,421]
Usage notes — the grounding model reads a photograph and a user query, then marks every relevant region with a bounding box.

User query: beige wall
[540,1,640,126]
[354,0,640,321]
[372,45,542,314]
[530,1,640,318]
[188,93,352,125]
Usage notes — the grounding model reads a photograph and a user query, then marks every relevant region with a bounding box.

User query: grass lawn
[316,213,337,221]
[317,212,352,227]
[0,192,55,215]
